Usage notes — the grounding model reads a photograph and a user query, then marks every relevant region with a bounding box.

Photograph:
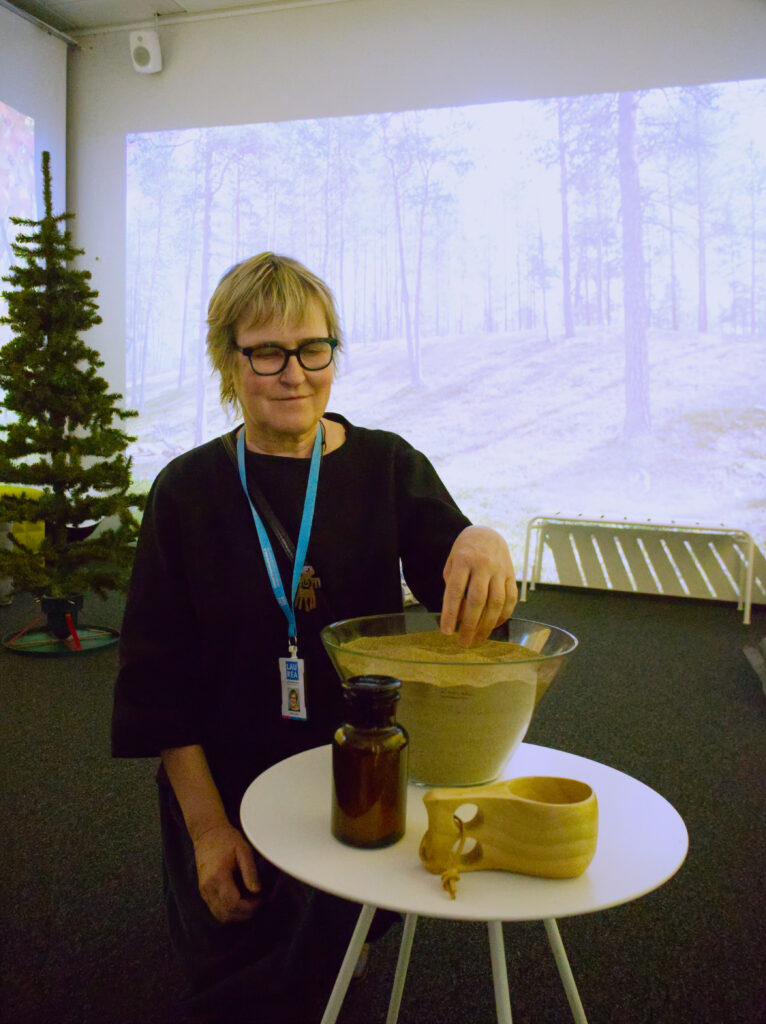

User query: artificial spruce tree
[0,151,144,603]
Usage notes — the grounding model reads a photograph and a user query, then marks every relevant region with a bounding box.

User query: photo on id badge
[280,656,307,720]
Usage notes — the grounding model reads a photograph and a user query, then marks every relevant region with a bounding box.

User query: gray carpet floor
[1,585,764,1024]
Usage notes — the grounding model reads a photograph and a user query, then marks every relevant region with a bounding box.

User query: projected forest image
[126,80,766,558]
[0,100,34,365]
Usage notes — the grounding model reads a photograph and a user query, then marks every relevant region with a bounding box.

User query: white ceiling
[4,0,341,32]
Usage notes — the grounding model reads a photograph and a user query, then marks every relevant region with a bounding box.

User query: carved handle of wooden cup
[419,776,598,895]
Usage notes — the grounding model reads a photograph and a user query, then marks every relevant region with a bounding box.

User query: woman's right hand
[193,821,263,923]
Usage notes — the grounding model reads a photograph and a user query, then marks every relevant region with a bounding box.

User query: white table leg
[543,918,588,1024]
[320,902,376,1024]
[385,912,418,1024]
[487,921,513,1023]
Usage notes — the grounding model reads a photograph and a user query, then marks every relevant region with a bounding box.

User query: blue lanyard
[236,426,322,653]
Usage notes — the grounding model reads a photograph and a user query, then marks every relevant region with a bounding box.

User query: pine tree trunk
[558,99,575,340]
[618,92,651,438]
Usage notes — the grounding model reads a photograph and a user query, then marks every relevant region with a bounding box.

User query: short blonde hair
[207,252,342,415]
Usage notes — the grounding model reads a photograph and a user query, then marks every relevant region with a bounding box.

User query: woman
[112,253,516,1022]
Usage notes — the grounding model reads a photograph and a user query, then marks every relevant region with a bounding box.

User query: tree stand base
[2,595,118,655]
[2,623,119,655]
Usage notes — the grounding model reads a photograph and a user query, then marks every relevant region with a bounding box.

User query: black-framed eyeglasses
[234,337,338,376]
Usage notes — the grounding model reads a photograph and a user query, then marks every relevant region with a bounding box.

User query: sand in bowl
[334,631,539,786]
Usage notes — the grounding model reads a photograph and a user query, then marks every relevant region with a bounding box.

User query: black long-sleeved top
[111,413,470,821]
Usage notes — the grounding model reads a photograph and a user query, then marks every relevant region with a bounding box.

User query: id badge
[279,656,307,721]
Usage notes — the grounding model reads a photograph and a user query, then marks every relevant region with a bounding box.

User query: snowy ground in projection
[126,325,766,566]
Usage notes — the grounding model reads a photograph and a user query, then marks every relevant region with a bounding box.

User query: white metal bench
[520,514,765,624]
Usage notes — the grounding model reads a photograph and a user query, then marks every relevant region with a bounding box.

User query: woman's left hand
[440,526,518,647]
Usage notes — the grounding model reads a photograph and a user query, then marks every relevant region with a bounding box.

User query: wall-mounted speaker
[129,30,162,74]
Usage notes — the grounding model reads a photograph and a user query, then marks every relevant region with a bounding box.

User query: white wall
[66,0,766,395]
[0,3,67,213]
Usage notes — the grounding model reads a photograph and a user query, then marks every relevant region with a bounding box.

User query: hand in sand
[440,526,517,647]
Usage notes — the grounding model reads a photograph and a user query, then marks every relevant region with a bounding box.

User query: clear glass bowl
[321,611,578,787]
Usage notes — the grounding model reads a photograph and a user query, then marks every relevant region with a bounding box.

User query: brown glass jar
[331,675,409,848]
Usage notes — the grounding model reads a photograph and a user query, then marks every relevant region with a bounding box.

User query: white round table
[240,742,688,1023]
